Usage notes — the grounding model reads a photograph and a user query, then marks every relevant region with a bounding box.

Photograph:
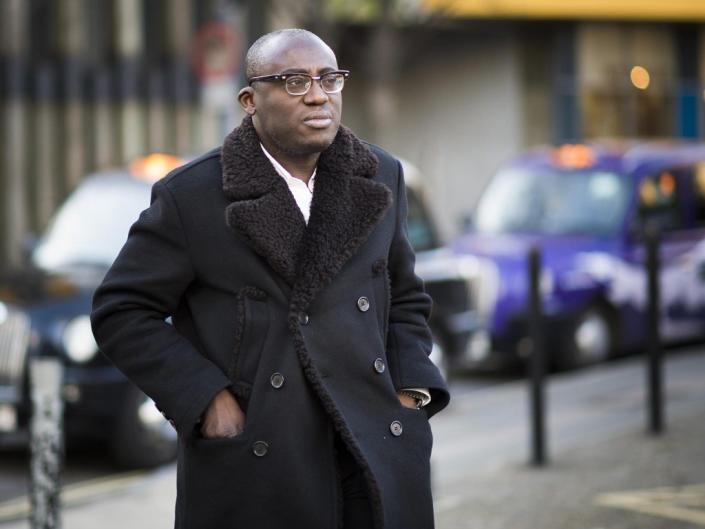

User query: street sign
[191,22,241,83]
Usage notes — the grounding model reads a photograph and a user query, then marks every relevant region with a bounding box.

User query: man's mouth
[303,113,333,129]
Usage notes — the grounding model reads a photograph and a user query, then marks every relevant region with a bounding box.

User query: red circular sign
[192,22,241,82]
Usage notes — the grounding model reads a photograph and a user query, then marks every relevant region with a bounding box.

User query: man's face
[241,36,342,158]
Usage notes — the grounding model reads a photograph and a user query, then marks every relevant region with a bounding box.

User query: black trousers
[335,435,374,528]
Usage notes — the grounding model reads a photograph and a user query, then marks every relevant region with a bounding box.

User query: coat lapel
[221,116,393,303]
[290,126,392,312]
[221,117,305,285]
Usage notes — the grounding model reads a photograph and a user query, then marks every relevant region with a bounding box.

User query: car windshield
[33,175,151,271]
[473,168,630,236]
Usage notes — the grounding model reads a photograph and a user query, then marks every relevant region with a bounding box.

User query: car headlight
[62,316,99,363]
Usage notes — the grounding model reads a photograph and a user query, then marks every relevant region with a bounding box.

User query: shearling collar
[221,116,392,306]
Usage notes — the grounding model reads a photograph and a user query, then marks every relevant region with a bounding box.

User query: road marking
[595,483,705,526]
[0,470,147,523]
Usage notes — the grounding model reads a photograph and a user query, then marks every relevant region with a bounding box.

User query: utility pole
[0,0,30,270]
[367,0,400,148]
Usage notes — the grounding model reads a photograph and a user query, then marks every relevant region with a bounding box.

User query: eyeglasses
[248,70,350,96]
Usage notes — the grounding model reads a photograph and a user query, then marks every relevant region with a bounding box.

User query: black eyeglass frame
[247,70,350,95]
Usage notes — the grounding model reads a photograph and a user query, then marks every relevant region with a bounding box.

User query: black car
[401,160,481,375]
[0,155,476,467]
[0,154,185,467]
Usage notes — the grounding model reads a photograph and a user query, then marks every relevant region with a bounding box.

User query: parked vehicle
[452,142,705,370]
[0,154,185,467]
[401,160,479,375]
[0,154,474,466]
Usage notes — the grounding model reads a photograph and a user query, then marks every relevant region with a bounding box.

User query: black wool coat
[91,116,450,529]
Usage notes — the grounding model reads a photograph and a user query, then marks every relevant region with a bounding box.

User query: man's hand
[200,389,246,439]
[398,392,421,410]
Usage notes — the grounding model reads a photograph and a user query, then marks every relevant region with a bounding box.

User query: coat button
[373,358,386,374]
[390,421,403,437]
[270,372,285,389]
[252,441,269,457]
[357,296,370,312]
[298,312,309,325]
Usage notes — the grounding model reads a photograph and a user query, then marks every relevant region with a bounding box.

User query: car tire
[558,305,615,371]
[110,385,177,469]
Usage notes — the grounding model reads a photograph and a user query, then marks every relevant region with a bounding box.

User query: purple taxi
[451,142,705,370]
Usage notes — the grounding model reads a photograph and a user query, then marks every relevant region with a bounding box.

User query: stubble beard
[269,126,339,159]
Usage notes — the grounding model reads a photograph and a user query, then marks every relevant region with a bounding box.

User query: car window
[636,170,684,232]
[406,187,438,252]
[33,176,151,271]
[474,168,629,236]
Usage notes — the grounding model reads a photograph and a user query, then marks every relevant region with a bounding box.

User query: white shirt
[260,144,431,407]
[260,144,316,223]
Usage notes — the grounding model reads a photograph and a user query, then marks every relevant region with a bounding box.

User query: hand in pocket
[200,389,246,439]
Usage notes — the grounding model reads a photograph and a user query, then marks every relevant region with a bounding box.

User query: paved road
[1,346,703,528]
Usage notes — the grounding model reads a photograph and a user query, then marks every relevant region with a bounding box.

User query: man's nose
[303,79,329,104]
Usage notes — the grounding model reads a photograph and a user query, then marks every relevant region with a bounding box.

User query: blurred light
[659,172,675,197]
[0,405,17,433]
[130,153,185,184]
[468,330,491,362]
[63,316,98,363]
[639,180,658,206]
[630,66,650,90]
[63,384,81,403]
[695,163,705,198]
[553,144,595,169]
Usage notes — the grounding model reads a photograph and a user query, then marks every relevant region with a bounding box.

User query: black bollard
[645,225,664,434]
[29,358,64,529]
[528,246,547,465]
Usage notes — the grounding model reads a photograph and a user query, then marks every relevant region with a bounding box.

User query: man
[91,28,449,529]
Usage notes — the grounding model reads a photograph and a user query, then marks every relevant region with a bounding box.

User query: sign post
[29,358,64,529]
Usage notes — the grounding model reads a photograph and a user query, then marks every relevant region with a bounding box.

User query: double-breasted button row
[270,372,285,389]
[252,440,269,457]
[357,296,370,312]
[373,358,386,374]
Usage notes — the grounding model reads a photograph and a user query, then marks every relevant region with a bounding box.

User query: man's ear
[238,87,256,115]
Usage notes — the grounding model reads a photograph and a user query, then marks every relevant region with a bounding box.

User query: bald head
[238,28,343,167]
[245,29,336,79]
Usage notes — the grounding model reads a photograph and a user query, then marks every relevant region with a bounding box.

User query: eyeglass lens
[285,73,345,95]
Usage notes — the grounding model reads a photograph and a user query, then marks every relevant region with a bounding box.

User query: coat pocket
[183,433,257,528]
[228,286,269,404]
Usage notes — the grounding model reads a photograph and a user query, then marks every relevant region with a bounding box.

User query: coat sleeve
[90,179,232,437]
[385,160,450,418]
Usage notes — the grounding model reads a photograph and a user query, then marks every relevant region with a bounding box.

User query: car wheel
[110,385,177,468]
[558,306,615,370]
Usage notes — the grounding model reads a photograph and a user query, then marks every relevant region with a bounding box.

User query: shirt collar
[260,143,316,192]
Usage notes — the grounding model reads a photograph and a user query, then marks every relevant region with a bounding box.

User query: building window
[578,24,676,139]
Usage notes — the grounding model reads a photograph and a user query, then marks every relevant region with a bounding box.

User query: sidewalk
[2,348,704,529]
[434,396,705,529]
[432,347,705,529]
